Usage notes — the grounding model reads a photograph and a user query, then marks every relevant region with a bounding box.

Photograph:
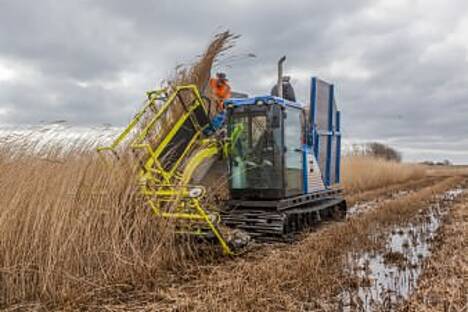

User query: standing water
[339,188,464,311]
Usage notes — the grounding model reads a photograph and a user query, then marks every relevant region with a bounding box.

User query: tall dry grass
[341,155,426,194]
[142,31,238,152]
[0,31,236,307]
[0,154,169,305]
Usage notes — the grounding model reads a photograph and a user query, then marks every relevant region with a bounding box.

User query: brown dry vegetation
[72,176,463,311]
[0,32,463,311]
[0,32,237,308]
[141,31,238,151]
[345,175,438,208]
[0,154,169,305]
[341,155,426,194]
[425,164,468,177]
[400,192,467,312]
[1,152,435,309]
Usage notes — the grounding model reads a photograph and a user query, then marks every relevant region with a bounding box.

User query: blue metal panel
[314,134,320,163]
[335,110,341,184]
[325,85,334,187]
[224,95,303,110]
[309,77,317,148]
[302,145,308,194]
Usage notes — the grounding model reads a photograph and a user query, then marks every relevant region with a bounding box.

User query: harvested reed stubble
[399,189,468,311]
[86,177,462,311]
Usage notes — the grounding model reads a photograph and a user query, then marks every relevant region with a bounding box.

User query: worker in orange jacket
[209,72,231,112]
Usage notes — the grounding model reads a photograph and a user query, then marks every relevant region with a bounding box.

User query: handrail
[96,88,166,156]
[96,84,233,255]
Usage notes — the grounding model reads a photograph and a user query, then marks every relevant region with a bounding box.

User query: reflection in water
[339,188,464,311]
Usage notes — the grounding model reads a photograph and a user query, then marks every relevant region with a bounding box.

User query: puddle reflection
[339,188,464,311]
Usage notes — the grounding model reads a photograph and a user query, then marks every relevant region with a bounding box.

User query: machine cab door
[228,103,283,199]
[283,107,304,196]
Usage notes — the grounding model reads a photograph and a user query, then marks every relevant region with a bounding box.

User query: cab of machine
[225,96,306,200]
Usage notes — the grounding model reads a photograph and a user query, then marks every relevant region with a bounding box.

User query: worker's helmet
[216,72,228,81]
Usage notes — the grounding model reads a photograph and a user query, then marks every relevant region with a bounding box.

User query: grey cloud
[0,0,467,163]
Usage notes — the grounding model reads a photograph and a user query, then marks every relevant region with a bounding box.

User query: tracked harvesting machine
[98,57,346,255]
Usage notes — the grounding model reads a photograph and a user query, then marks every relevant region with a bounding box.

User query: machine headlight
[188,187,204,198]
[256,100,264,105]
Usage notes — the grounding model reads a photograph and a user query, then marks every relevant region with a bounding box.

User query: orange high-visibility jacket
[209,78,232,102]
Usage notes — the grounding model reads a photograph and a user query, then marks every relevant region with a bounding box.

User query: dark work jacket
[271,82,296,102]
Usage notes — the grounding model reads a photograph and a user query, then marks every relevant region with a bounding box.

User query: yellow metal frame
[98,85,233,255]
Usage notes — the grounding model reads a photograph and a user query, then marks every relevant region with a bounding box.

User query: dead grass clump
[142,31,238,152]
[0,153,178,305]
[383,251,408,268]
[342,155,426,194]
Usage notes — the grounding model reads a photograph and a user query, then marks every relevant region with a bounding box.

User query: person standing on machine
[271,76,296,102]
[209,72,232,112]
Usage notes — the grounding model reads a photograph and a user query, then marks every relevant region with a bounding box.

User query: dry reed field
[0,32,466,312]
[0,32,237,308]
[341,155,426,193]
[0,151,194,306]
[73,176,465,311]
[1,146,464,310]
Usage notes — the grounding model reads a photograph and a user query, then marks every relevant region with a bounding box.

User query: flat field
[1,149,466,311]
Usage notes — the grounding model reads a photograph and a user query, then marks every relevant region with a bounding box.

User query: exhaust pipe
[277,56,286,98]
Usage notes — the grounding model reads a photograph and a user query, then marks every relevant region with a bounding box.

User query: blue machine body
[224,77,342,198]
[224,95,302,109]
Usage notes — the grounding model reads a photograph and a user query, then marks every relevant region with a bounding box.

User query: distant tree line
[350,142,453,165]
[352,142,402,162]
[420,160,452,166]
[365,142,402,162]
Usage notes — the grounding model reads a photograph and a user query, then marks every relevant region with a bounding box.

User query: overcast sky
[1,0,467,163]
